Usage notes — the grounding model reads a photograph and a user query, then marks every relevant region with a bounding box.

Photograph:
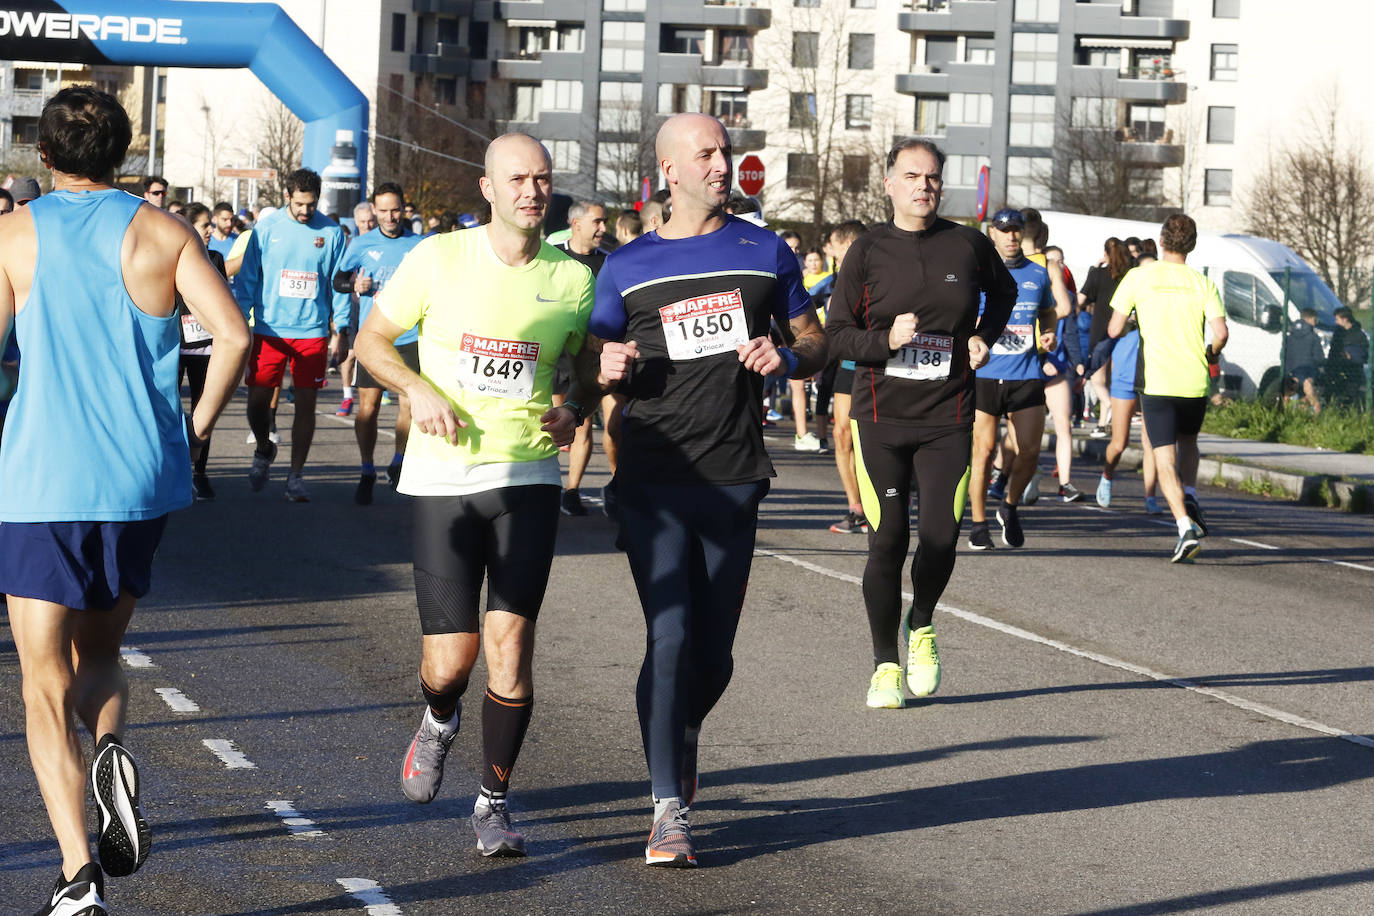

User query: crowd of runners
[0,89,1233,914]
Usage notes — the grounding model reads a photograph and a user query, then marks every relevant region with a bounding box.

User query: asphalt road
[3,396,1373,915]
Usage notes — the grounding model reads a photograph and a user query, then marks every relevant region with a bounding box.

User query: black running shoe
[560,488,588,517]
[387,460,403,491]
[1184,493,1208,536]
[602,479,619,521]
[92,735,150,878]
[35,862,105,916]
[968,523,994,550]
[355,472,377,506]
[996,503,1025,548]
[192,473,215,502]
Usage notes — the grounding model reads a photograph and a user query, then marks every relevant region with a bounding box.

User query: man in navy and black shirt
[827,137,1016,711]
[587,113,826,867]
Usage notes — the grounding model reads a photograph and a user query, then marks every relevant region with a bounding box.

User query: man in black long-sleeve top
[826,137,1017,709]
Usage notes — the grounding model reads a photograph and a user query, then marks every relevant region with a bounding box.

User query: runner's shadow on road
[1067,865,1374,915]
[691,735,1372,867]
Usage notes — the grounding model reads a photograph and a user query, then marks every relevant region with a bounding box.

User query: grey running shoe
[248,440,277,492]
[284,471,310,503]
[645,800,697,867]
[1171,522,1203,563]
[401,707,459,804]
[472,804,527,857]
[1184,493,1208,536]
[968,523,994,550]
[1021,468,1042,505]
[93,735,150,878]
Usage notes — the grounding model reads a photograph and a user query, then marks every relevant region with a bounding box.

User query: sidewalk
[1047,426,1374,511]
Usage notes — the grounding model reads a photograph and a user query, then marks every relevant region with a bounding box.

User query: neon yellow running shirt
[376,226,594,476]
[1109,260,1223,398]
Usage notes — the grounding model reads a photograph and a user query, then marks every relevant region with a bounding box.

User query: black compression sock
[420,675,466,722]
[480,689,533,795]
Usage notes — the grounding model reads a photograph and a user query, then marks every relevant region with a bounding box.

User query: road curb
[1044,433,1374,513]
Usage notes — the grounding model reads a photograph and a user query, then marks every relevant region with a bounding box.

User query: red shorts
[247,334,328,389]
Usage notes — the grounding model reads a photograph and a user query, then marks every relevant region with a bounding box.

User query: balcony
[1074,3,1190,40]
[410,42,470,76]
[1071,65,1187,103]
[898,0,997,34]
[493,1,583,21]
[658,52,767,90]
[895,69,947,95]
[726,124,766,152]
[895,60,992,95]
[412,0,472,13]
[1116,131,1184,166]
[1,91,45,117]
[494,49,582,80]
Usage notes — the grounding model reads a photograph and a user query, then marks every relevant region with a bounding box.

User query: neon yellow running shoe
[866,663,905,709]
[906,625,941,697]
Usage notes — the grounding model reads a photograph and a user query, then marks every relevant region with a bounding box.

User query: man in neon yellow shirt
[355,133,593,858]
[1108,213,1228,563]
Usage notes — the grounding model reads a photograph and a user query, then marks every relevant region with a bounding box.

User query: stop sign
[737,155,765,195]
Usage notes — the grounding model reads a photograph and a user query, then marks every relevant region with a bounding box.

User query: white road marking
[336,878,402,915]
[1314,557,1374,572]
[1228,538,1279,550]
[202,739,257,769]
[265,800,327,838]
[154,687,200,713]
[756,548,1374,751]
[120,646,156,668]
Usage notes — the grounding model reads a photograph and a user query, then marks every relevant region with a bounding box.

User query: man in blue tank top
[331,182,423,504]
[0,88,250,916]
[235,168,348,502]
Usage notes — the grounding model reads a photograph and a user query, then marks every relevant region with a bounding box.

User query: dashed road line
[202,739,257,769]
[756,547,1374,752]
[1228,537,1279,550]
[120,646,156,668]
[266,800,327,838]
[336,878,402,915]
[154,687,200,713]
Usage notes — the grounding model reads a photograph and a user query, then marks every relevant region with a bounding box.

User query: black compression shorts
[833,366,854,397]
[974,377,1045,416]
[411,485,560,634]
[1138,394,1207,448]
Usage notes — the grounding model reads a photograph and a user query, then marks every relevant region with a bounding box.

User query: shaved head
[484,132,551,178]
[655,112,724,163]
[655,113,732,224]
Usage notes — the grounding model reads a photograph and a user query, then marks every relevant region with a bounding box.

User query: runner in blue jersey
[967,208,1064,550]
[332,200,376,419]
[206,202,238,291]
[331,183,423,504]
[235,168,348,501]
[587,113,827,867]
[0,88,250,916]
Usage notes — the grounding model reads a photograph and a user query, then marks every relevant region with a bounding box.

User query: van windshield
[1269,270,1341,328]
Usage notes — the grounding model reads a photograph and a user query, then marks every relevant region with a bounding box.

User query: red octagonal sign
[737,155,765,196]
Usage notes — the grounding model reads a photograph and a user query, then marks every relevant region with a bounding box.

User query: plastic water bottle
[321,129,362,220]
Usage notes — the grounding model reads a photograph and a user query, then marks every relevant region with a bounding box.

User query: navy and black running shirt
[826,219,1018,428]
[590,215,812,485]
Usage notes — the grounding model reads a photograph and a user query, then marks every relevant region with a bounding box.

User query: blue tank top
[0,189,191,521]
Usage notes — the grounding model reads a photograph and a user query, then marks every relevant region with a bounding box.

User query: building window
[793,32,819,68]
[597,142,638,195]
[949,92,993,126]
[845,95,873,130]
[436,77,456,106]
[794,0,821,6]
[1210,43,1238,81]
[549,140,580,172]
[658,83,703,115]
[843,156,870,192]
[787,153,818,188]
[603,0,645,10]
[1214,0,1240,16]
[717,30,754,64]
[598,82,642,132]
[1011,32,1058,84]
[543,79,583,112]
[851,0,877,7]
[965,36,995,64]
[13,116,39,145]
[710,90,749,124]
[391,13,405,53]
[1009,94,1055,147]
[1076,46,1120,70]
[1128,103,1166,142]
[555,25,584,52]
[1071,96,1111,128]
[511,83,540,122]
[790,92,816,128]
[944,154,989,188]
[662,27,706,56]
[915,95,949,136]
[436,17,458,46]
[1013,0,1058,22]
[1007,156,1052,208]
[1207,106,1236,144]
[925,36,957,68]
[602,21,645,72]
[848,34,875,70]
[1205,169,1233,206]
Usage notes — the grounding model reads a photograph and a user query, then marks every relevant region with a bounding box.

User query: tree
[1051,89,1177,219]
[1240,91,1374,309]
[372,76,492,219]
[247,97,302,207]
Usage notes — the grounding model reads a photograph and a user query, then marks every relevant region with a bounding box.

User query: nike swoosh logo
[535,294,556,302]
[738,238,758,245]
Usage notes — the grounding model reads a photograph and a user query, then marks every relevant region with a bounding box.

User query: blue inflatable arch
[0,0,368,202]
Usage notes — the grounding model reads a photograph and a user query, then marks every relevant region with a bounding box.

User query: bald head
[655,114,731,221]
[484,132,551,178]
[655,113,726,163]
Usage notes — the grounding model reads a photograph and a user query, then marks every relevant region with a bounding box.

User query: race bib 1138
[885,333,954,381]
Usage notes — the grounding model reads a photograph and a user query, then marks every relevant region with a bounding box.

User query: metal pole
[149,68,159,176]
[1279,266,1291,406]
[1367,272,1373,412]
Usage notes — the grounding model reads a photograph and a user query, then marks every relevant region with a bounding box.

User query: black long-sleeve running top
[826,219,1018,428]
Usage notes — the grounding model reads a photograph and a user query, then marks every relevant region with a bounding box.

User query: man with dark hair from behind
[235,166,349,501]
[0,86,250,916]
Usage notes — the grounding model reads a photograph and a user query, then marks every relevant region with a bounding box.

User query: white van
[1040,211,1344,397]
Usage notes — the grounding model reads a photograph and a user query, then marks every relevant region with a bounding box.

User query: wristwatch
[564,400,586,424]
